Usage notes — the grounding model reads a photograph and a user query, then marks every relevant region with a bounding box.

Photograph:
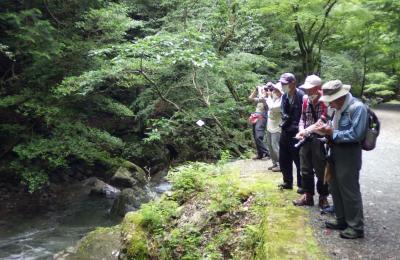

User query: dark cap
[279,73,296,84]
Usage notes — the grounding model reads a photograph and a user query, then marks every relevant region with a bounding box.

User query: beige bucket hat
[319,80,351,103]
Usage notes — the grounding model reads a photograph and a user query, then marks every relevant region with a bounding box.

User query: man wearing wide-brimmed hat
[315,79,368,239]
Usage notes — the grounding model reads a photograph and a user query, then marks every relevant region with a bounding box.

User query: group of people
[249,73,368,239]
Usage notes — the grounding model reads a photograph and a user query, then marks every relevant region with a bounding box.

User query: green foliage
[138,199,179,232]
[0,9,63,59]
[364,72,397,98]
[12,122,124,185]
[0,0,398,192]
[92,96,135,117]
[208,181,241,215]
[20,167,49,193]
[167,163,208,203]
[118,161,327,259]
[75,3,142,43]
[219,149,232,164]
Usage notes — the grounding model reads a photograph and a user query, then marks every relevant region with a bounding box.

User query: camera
[264,85,274,92]
[279,114,291,128]
[263,82,274,92]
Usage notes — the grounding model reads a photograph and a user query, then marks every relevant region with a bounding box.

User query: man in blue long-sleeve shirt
[316,80,368,239]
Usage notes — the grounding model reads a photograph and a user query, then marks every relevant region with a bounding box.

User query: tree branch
[43,0,65,27]
[310,0,337,50]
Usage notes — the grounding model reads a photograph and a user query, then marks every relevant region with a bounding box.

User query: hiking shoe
[271,166,281,172]
[320,205,335,215]
[340,228,364,239]
[252,153,269,160]
[293,193,314,206]
[297,187,305,194]
[278,183,293,190]
[268,164,278,170]
[318,196,330,209]
[325,220,347,230]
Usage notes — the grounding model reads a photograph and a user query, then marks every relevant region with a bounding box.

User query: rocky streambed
[0,163,171,260]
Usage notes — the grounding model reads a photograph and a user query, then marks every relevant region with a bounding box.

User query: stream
[0,178,171,260]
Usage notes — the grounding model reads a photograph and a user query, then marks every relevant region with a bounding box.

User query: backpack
[362,106,380,151]
[348,101,380,151]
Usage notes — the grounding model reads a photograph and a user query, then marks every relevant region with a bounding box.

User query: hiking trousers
[330,143,364,232]
[266,130,280,165]
[279,130,301,188]
[299,136,329,196]
[252,116,269,157]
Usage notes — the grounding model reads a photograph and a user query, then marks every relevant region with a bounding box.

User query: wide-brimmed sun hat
[272,82,284,94]
[319,80,351,103]
[300,74,322,89]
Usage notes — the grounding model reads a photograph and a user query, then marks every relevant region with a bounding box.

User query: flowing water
[0,179,171,260]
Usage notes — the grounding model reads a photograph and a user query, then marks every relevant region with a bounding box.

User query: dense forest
[0,0,399,192]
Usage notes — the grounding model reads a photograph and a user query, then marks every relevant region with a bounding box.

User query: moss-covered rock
[110,187,151,217]
[110,162,147,188]
[63,226,121,260]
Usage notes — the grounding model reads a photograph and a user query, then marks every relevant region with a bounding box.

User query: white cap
[300,75,322,89]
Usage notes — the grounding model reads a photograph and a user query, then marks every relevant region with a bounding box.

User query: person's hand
[315,124,333,136]
[295,130,306,140]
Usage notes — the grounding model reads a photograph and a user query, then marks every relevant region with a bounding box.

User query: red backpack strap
[302,96,308,112]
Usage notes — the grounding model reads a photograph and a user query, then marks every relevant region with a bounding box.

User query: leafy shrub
[167,163,209,203]
[364,72,397,99]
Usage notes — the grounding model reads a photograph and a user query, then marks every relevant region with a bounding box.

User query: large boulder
[110,162,147,189]
[83,177,121,199]
[110,187,151,217]
[56,226,121,260]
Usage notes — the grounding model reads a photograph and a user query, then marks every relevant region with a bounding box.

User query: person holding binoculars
[248,82,271,160]
[265,82,284,172]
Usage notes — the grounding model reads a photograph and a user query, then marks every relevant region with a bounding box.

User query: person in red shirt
[293,75,330,209]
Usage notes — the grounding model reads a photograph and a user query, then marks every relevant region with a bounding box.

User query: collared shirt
[332,95,368,143]
[299,98,327,130]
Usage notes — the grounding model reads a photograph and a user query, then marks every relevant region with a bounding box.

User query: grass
[118,161,327,259]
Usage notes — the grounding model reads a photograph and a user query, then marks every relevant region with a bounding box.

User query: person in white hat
[315,79,368,239]
[293,75,330,209]
[265,82,284,172]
